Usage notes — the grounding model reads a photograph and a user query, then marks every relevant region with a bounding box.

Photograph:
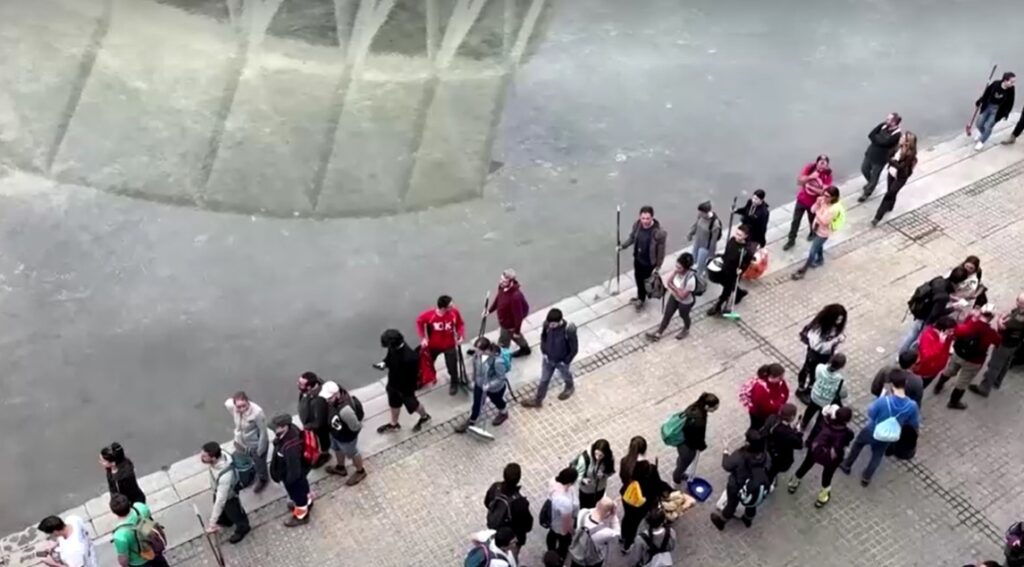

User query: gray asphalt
[2,0,1024,534]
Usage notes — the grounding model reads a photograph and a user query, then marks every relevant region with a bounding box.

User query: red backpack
[301,430,319,465]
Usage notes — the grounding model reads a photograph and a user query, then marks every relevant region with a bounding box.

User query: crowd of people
[29,79,1024,567]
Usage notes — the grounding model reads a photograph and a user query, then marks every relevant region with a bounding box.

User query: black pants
[800,400,824,431]
[873,175,909,221]
[428,346,460,385]
[1014,111,1024,138]
[786,201,814,243]
[673,444,698,484]
[861,156,885,195]
[656,295,693,334]
[749,412,768,431]
[794,451,839,488]
[621,502,648,550]
[721,484,756,520]
[546,530,572,560]
[579,489,605,510]
[634,261,655,303]
[143,558,170,567]
[713,274,743,313]
[217,496,251,535]
[797,348,831,390]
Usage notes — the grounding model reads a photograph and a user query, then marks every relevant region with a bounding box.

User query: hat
[320,381,340,399]
[501,268,517,280]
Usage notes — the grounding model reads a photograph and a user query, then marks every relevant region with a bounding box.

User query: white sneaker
[974,141,984,151]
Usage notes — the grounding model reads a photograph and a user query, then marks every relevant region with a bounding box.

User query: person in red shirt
[784,155,833,251]
[912,316,957,390]
[933,306,1001,410]
[416,295,467,395]
[740,363,791,430]
[484,269,531,358]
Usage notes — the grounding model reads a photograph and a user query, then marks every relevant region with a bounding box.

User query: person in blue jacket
[838,373,920,487]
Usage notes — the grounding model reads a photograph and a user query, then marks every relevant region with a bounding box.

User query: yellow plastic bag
[622,480,646,507]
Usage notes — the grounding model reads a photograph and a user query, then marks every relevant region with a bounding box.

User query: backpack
[872,397,904,443]
[829,203,847,232]
[738,378,757,411]
[464,541,492,567]
[301,430,319,465]
[350,396,365,422]
[498,348,513,373]
[683,270,707,298]
[538,498,553,529]
[218,452,257,493]
[645,274,666,299]
[568,523,602,565]
[810,425,847,465]
[660,412,688,447]
[737,458,770,507]
[485,491,516,530]
[116,505,166,561]
[907,277,942,320]
[638,529,674,567]
[622,480,646,507]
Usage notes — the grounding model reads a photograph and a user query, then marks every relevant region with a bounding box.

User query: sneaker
[740,516,753,528]
[412,414,432,432]
[974,141,984,151]
[325,465,348,477]
[511,346,531,358]
[491,412,509,426]
[645,331,662,342]
[782,240,795,251]
[345,469,367,486]
[283,514,310,527]
[674,329,689,340]
[815,487,831,508]
[860,477,871,487]
[228,529,249,544]
[557,388,575,401]
[710,512,726,531]
[791,270,806,281]
[376,423,401,434]
[870,218,880,227]
[787,477,801,494]
[520,399,542,408]
[633,299,645,312]
[968,384,990,398]
[806,232,815,242]
[253,478,268,494]
[706,306,722,317]
[857,194,869,203]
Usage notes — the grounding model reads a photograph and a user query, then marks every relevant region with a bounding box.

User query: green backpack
[116,505,166,561]
[660,412,688,447]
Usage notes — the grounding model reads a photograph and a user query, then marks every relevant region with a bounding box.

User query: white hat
[320,381,340,399]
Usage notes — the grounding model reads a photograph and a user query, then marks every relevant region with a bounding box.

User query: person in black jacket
[100,443,146,505]
[898,267,970,356]
[522,309,578,407]
[973,72,1016,150]
[296,371,331,468]
[858,113,902,201]
[707,225,756,317]
[483,463,534,562]
[672,393,719,485]
[375,329,432,434]
[711,429,771,530]
[733,190,770,248]
[270,414,312,527]
[763,404,803,482]
[872,132,919,226]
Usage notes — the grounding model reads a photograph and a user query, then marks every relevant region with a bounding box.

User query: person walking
[763,404,803,484]
[972,71,1016,150]
[669,393,720,486]
[686,201,722,279]
[971,292,1024,396]
[899,267,970,356]
[322,381,368,485]
[934,306,1002,409]
[739,363,790,430]
[800,353,848,432]
[618,206,668,311]
[839,374,920,486]
[224,391,269,493]
[374,329,432,434]
[100,443,147,506]
[646,252,698,342]
[870,351,924,406]
[36,514,98,567]
[486,269,531,358]
[269,414,313,527]
[793,304,847,402]
[858,113,902,201]
[200,442,250,544]
[913,316,957,390]
[871,132,919,226]
[710,429,772,530]
[627,508,677,567]
[568,497,620,567]
[455,337,511,432]
[785,155,833,251]
[734,190,770,249]
[416,295,467,395]
[545,467,580,563]
[620,456,671,554]
[296,371,331,468]
[791,186,843,280]
[572,439,615,510]
[109,494,168,567]
[522,309,578,408]
[484,463,534,562]
[788,405,854,508]
[707,225,756,317]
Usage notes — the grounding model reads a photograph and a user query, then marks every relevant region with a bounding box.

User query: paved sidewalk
[150,148,1024,565]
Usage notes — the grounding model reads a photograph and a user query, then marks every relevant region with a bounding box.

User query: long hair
[590,439,615,475]
[620,436,648,485]
[901,132,918,166]
[685,392,720,420]
[809,303,847,337]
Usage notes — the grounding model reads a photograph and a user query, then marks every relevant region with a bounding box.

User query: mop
[602,205,622,297]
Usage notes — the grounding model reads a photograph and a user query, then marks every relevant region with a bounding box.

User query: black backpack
[907,277,943,320]
[486,491,516,530]
[737,456,771,507]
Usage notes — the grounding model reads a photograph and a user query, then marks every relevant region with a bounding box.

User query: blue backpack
[465,542,491,567]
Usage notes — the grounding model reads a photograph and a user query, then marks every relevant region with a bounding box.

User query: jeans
[656,295,693,334]
[218,496,251,535]
[802,235,827,270]
[794,450,838,488]
[977,104,999,143]
[468,384,507,422]
[721,483,756,520]
[428,347,461,385]
[673,445,698,484]
[897,319,925,356]
[787,201,814,243]
[536,359,573,402]
[284,476,310,508]
[874,174,909,222]
[842,426,889,481]
[634,261,655,303]
[861,156,886,196]
[692,244,712,280]
[980,344,1019,391]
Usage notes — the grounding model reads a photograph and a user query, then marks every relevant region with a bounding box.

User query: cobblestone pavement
[169,167,1024,566]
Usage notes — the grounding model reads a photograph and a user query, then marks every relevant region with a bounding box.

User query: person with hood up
[374,329,432,434]
[710,429,772,530]
[484,269,531,358]
[224,391,269,493]
[269,414,313,527]
[687,201,722,279]
[454,337,510,433]
[788,405,854,508]
[618,205,668,311]
[733,190,770,248]
[296,371,331,468]
[739,363,790,430]
[99,443,146,506]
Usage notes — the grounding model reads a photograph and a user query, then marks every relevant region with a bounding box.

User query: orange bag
[741,248,769,280]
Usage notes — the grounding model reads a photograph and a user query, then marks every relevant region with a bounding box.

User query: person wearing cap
[733,190,770,248]
[934,304,1002,410]
[687,200,722,280]
[269,414,312,527]
[485,269,531,358]
[321,381,368,485]
[296,371,331,468]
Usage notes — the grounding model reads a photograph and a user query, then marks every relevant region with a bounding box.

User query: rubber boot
[932,374,952,395]
[947,388,968,410]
